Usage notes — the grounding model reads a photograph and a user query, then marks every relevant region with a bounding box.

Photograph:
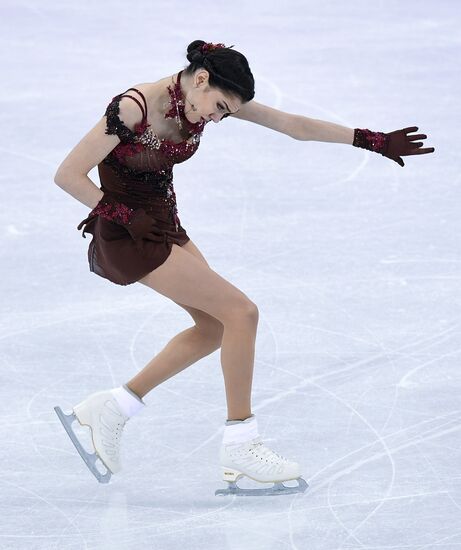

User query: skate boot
[54,385,145,483]
[216,414,308,496]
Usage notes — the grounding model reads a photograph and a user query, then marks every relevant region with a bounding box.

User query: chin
[185,112,199,124]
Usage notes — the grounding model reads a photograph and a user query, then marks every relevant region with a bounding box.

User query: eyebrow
[223,100,239,114]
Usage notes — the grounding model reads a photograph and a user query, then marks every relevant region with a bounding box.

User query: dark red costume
[77,70,206,286]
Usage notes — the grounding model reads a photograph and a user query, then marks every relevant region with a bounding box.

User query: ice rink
[1,0,459,548]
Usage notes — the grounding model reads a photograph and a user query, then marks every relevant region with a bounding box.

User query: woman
[53,40,435,496]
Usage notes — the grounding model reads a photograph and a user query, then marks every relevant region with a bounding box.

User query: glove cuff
[353,128,389,154]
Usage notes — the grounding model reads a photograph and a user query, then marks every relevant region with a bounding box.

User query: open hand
[383,126,435,167]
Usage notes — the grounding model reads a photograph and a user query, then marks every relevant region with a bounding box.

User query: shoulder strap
[118,88,148,121]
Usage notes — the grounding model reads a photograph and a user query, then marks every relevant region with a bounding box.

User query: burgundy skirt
[78,202,190,286]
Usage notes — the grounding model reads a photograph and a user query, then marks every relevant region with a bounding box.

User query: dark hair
[184,40,255,104]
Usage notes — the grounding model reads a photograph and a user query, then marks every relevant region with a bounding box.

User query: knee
[195,321,224,348]
[226,300,259,326]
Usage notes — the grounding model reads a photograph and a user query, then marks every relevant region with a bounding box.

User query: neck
[173,71,196,119]
[177,70,191,97]
[155,71,202,127]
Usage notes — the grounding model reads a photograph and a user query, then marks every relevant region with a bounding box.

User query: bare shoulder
[107,82,155,131]
[115,77,171,128]
[229,99,297,137]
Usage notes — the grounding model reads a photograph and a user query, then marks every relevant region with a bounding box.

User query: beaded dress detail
[77,71,208,286]
[97,70,206,229]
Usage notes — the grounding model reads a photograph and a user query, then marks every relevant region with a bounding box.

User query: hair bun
[187,49,204,64]
[186,40,207,63]
[184,40,255,103]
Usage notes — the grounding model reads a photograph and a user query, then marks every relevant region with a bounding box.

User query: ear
[196,69,211,87]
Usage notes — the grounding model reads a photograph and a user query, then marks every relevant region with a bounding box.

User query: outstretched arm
[291,116,355,144]
[231,100,435,167]
[230,100,353,141]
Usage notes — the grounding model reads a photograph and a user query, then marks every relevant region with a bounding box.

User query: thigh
[137,241,256,325]
[174,239,222,332]
[181,238,211,268]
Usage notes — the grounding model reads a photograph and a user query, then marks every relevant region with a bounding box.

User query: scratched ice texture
[1,0,459,548]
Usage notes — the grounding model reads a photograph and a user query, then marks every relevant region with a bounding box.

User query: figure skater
[53,40,435,496]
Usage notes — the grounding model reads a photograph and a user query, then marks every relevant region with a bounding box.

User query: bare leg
[134,243,259,421]
[220,315,257,420]
[126,326,221,398]
[126,314,257,421]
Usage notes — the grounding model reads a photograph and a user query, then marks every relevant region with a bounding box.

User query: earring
[186,96,197,111]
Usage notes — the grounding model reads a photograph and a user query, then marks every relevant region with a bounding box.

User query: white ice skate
[54,390,130,483]
[216,416,308,496]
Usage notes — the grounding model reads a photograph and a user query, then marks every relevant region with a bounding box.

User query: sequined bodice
[97,71,207,228]
[103,70,206,173]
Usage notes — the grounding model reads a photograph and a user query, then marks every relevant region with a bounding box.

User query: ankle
[125,383,145,400]
[223,414,259,444]
[226,412,253,423]
[226,415,253,425]
[111,385,146,418]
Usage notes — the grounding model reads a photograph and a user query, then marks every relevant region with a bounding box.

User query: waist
[97,160,180,228]
[101,155,172,182]
[101,189,174,211]
[99,169,175,206]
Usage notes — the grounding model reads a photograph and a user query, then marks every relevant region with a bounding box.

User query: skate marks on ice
[53,406,112,484]
[240,272,460,537]
[286,362,461,544]
[0,476,91,549]
[181,317,459,503]
[282,320,459,527]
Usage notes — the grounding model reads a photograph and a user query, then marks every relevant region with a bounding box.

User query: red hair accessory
[201,42,231,54]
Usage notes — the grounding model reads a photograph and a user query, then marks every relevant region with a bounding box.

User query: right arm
[53,96,141,208]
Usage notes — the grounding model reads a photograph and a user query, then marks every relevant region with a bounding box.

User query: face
[186,69,242,124]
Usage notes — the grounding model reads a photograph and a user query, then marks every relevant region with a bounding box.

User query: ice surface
[1,0,460,548]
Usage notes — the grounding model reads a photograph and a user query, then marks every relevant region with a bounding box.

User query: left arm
[231,100,435,167]
[230,100,353,143]
[291,116,355,144]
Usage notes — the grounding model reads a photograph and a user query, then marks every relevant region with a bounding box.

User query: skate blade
[54,406,112,484]
[215,477,308,497]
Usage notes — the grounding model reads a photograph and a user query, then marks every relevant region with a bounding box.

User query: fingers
[408,134,427,141]
[144,232,164,243]
[404,126,418,134]
[392,156,405,167]
[410,147,435,155]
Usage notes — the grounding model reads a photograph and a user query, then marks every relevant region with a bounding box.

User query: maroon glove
[353,127,435,167]
[77,194,158,247]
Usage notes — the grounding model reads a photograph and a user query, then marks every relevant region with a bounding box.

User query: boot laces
[113,419,126,443]
[101,402,128,453]
[251,438,289,463]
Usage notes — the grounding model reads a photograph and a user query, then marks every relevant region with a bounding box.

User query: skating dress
[77,70,207,286]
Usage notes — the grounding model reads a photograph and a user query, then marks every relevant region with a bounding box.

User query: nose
[209,113,222,123]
